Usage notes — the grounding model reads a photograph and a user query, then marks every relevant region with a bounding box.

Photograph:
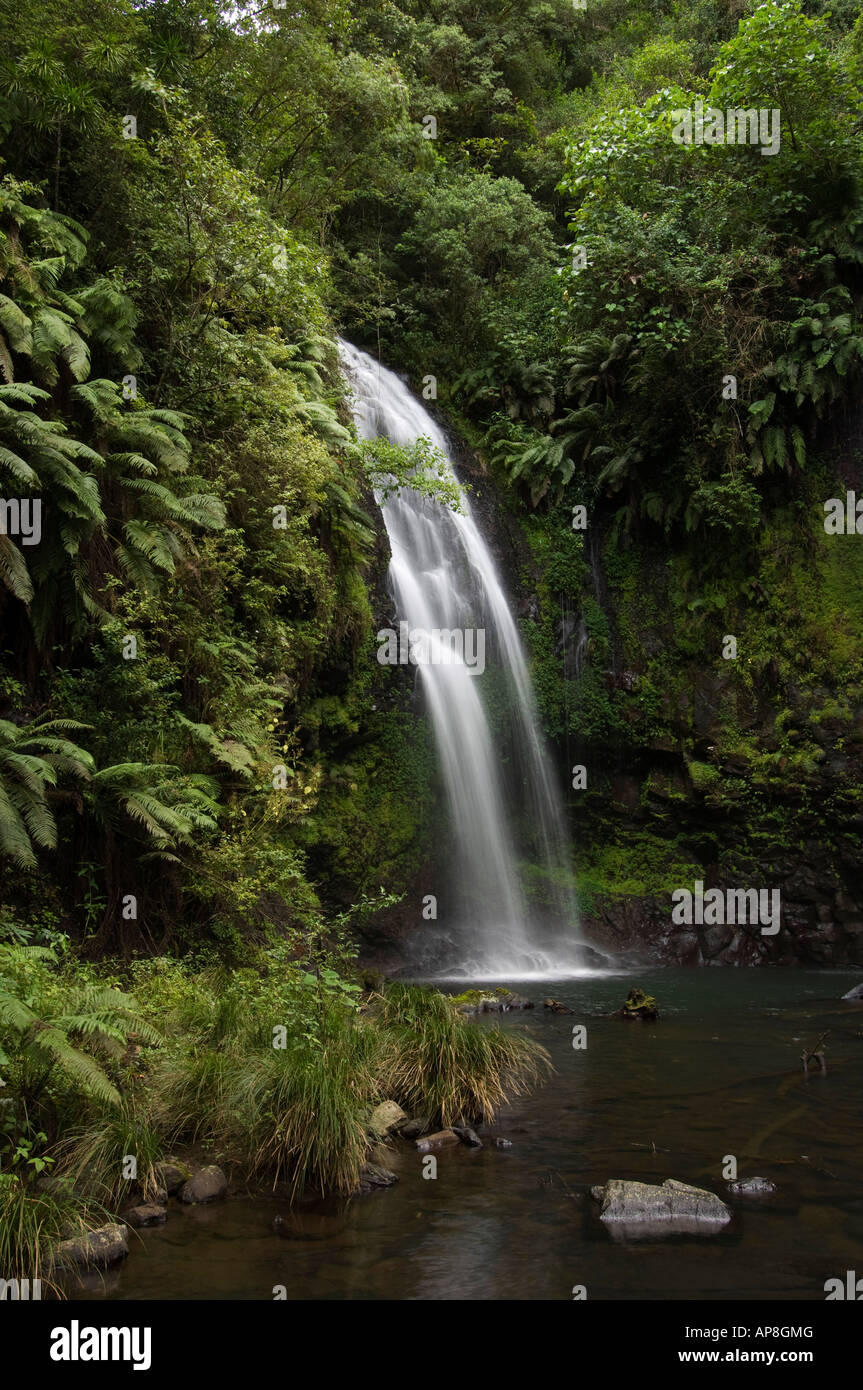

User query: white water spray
[340,340,586,979]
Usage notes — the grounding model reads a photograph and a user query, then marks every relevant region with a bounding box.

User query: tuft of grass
[147,973,380,1198]
[236,1020,378,1198]
[57,1098,166,1206]
[0,1173,103,1296]
[373,985,552,1127]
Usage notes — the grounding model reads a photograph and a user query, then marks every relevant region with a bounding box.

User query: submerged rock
[398,1117,428,1140]
[415,1129,460,1153]
[55,1224,129,1271]
[842,982,863,1001]
[727,1176,777,1198]
[357,1163,398,1193]
[493,990,534,1011]
[452,1126,483,1148]
[596,1179,731,1238]
[369,1100,408,1137]
[123,1204,167,1228]
[494,1138,513,1150]
[179,1164,227,1204]
[273,1211,347,1238]
[543,997,573,1014]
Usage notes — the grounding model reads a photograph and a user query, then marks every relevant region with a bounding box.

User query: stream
[74,968,863,1301]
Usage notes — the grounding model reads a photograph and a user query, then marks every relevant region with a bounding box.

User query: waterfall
[339,340,586,979]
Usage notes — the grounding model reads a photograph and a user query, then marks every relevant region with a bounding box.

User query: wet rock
[179,1164,227,1204]
[699,923,735,959]
[497,991,534,1011]
[612,987,659,1021]
[369,1100,408,1137]
[55,1224,129,1271]
[673,931,701,966]
[357,1163,398,1193]
[452,1126,483,1148]
[842,982,863,1001]
[123,1204,167,1228]
[157,1158,192,1194]
[596,1179,731,1238]
[415,1129,460,1153]
[590,1185,605,1202]
[543,997,573,1014]
[494,1138,513,1150]
[455,988,534,1014]
[727,1177,777,1198]
[398,1117,428,1140]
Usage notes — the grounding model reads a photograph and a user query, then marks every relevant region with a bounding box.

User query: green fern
[0,718,94,868]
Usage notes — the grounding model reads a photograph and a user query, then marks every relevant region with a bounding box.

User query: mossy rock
[614,987,660,1021]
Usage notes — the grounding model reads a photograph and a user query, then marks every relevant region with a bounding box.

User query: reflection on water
[75,969,863,1301]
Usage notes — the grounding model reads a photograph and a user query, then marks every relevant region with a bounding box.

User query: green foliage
[355,436,464,511]
[0,942,159,1141]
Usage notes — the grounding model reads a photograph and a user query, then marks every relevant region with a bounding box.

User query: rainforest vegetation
[2,0,863,1282]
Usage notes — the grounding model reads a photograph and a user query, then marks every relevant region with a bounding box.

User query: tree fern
[0,718,94,868]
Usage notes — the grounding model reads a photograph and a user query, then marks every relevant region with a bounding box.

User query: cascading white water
[340,340,586,979]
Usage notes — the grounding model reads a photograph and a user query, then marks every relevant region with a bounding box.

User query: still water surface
[77,969,863,1301]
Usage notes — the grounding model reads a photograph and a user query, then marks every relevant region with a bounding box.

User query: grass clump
[373,985,552,1128]
[0,1172,104,1295]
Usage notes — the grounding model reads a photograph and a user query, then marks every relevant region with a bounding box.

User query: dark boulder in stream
[452,1126,483,1148]
[398,1118,429,1140]
[357,1163,398,1193]
[543,997,573,1014]
[123,1204,168,1228]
